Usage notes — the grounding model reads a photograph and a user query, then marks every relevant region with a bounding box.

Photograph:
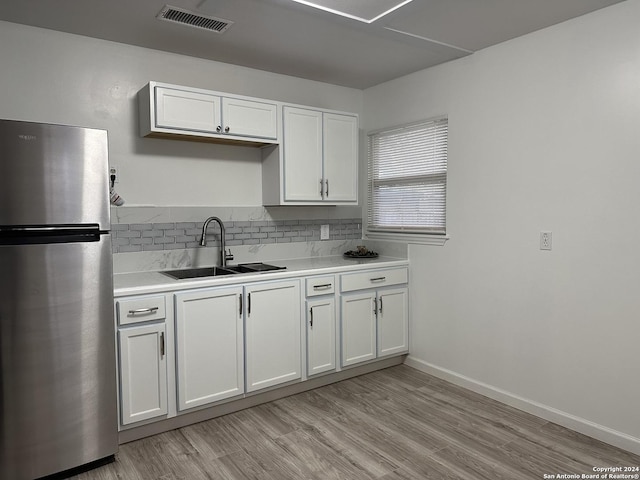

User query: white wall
[364,0,640,452]
[0,21,363,207]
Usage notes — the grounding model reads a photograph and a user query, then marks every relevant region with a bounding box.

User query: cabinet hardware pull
[225,126,230,133]
[216,125,222,133]
[160,332,165,358]
[370,277,386,283]
[248,293,251,315]
[310,307,314,327]
[313,284,332,290]
[379,297,383,314]
[325,179,329,197]
[319,178,324,197]
[128,307,158,316]
[373,298,378,316]
[239,294,243,316]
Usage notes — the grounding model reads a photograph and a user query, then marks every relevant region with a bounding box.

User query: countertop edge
[114,256,409,297]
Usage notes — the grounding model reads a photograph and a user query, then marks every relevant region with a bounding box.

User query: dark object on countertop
[344,246,379,259]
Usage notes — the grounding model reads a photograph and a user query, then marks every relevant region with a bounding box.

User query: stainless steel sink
[226,263,286,273]
[162,266,239,280]
[162,262,286,280]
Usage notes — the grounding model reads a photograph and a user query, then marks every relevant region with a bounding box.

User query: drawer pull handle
[370,277,386,283]
[128,307,159,316]
[313,284,332,290]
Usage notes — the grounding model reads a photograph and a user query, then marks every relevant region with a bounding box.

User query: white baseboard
[404,355,640,456]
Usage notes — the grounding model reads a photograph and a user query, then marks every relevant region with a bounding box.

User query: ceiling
[0,0,626,89]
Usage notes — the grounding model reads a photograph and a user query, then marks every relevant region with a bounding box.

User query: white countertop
[114,255,408,297]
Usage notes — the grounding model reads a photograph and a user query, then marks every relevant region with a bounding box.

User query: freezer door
[0,235,117,480]
[0,119,110,229]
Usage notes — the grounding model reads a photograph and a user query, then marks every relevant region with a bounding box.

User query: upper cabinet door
[155,87,221,133]
[222,98,277,139]
[323,113,358,203]
[283,106,323,202]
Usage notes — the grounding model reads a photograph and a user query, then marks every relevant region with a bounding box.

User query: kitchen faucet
[200,216,234,268]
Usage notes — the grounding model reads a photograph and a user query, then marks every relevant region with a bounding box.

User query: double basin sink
[162,262,286,280]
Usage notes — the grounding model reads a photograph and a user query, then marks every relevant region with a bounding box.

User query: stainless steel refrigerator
[0,119,118,479]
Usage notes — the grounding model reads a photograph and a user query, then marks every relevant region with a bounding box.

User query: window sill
[364,231,449,246]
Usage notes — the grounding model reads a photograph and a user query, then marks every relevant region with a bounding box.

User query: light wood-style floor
[73,365,640,479]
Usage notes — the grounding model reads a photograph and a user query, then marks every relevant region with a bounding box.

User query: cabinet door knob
[225,126,230,133]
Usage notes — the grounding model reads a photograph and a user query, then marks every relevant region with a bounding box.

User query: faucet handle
[225,249,234,261]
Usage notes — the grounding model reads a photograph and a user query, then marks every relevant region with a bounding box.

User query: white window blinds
[367,117,448,236]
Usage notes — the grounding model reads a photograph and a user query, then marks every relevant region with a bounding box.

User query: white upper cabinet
[222,97,277,139]
[323,113,358,202]
[283,107,323,202]
[139,82,278,145]
[263,105,359,206]
[155,87,221,133]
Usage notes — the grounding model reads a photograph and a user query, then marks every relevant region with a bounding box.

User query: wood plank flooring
[73,365,640,479]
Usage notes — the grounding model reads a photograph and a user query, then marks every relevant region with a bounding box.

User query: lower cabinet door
[245,280,301,392]
[175,287,244,411]
[377,287,409,357]
[118,323,168,425]
[341,291,377,367]
[307,297,336,376]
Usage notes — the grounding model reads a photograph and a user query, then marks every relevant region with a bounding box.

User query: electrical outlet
[320,224,330,240]
[540,231,552,251]
[109,166,118,184]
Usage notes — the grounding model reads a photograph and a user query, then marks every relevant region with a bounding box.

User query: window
[366,117,448,243]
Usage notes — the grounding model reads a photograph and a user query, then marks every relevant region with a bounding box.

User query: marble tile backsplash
[112,218,362,254]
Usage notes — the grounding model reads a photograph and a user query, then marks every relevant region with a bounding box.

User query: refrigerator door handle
[0,224,101,233]
[0,225,103,245]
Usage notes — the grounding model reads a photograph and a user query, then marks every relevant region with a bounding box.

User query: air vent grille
[157,5,233,33]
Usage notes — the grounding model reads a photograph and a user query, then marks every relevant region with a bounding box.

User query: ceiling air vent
[156,5,233,33]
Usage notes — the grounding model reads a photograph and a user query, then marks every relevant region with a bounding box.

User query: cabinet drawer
[306,275,336,297]
[340,268,408,293]
[117,295,166,326]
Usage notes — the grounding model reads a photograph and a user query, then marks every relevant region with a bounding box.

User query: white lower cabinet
[306,275,337,376]
[245,280,301,392]
[118,322,168,425]
[175,286,244,411]
[307,298,336,376]
[341,292,377,367]
[114,262,408,433]
[340,268,409,368]
[377,288,409,358]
